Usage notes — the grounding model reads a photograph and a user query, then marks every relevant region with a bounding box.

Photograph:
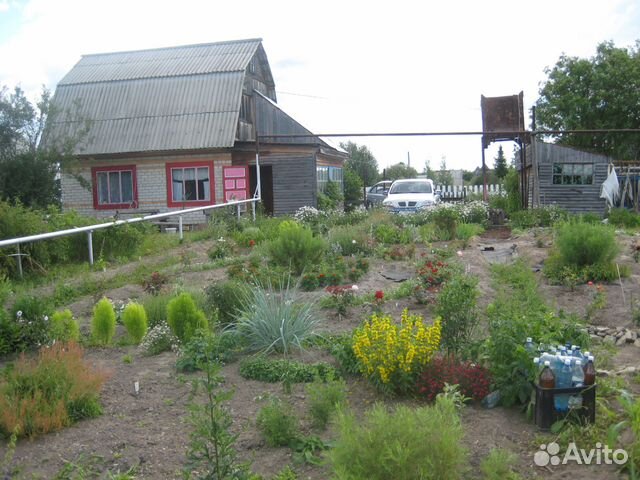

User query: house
[46,39,346,221]
[521,140,611,214]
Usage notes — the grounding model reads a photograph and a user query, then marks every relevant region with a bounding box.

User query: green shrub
[608,208,640,228]
[235,280,320,354]
[435,273,479,357]
[121,302,148,344]
[7,295,52,352]
[50,309,80,343]
[306,376,347,430]
[456,223,485,244]
[239,357,338,383]
[430,207,460,240]
[328,225,372,256]
[142,293,172,328]
[267,221,326,275]
[176,329,241,372]
[480,448,522,480]
[204,280,248,325]
[0,342,107,437]
[555,222,618,267]
[139,320,179,355]
[509,206,568,229]
[167,292,208,343]
[328,398,468,479]
[91,298,116,345]
[256,398,299,447]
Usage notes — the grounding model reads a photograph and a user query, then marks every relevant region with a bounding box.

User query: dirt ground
[2,228,640,479]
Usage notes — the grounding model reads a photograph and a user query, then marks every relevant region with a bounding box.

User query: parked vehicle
[382,178,438,214]
[365,180,393,207]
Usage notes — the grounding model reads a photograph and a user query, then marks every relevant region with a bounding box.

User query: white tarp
[600,167,620,207]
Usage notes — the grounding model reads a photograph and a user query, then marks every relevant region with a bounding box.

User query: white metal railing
[0,197,260,277]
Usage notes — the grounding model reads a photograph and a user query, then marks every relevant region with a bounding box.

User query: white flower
[352,239,357,244]
[44,315,49,321]
[351,285,359,291]
[16,310,22,318]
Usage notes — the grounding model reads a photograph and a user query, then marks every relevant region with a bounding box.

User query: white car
[382,178,438,213]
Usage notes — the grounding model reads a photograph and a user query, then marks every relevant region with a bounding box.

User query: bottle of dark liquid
[539,360,555,388]
[583,355,596,385]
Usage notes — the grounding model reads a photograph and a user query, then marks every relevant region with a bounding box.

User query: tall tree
[436,157,453,185]
[536,40,640,159]
[493,145,508,181]
[385,162,418,180]
[343,165,363,209]
[423,159,436,179]
[340,141,379,188]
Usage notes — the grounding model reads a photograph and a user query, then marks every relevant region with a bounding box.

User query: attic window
[166,161,215,207]
[92,165,137,210]
[240,94,253,122]
[552,163,594,185]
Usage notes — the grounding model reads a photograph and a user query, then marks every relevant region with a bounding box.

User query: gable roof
[47,39,273,155]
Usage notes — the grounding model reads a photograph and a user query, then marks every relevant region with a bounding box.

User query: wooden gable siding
[528,141,610,214]
[260,155,317,215]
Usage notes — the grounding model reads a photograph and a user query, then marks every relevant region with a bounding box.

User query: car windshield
[389,181,432,194]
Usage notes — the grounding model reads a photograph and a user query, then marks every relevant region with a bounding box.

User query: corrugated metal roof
[48,39,262,154]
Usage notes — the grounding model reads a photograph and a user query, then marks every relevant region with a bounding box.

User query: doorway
[249,165,274,215]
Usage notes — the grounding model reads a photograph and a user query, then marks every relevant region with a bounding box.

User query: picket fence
[434,184,504,200]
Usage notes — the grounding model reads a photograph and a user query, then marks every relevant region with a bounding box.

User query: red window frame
[222,166,250,202]
[165,160,215,208]
[91,165,138,210]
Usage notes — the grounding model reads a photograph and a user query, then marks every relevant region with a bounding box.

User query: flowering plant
[416,356,491,402]
[326,284,358,316]
[352,309,441,394]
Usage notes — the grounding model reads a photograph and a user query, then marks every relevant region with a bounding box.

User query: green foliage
[328,334,361,375]
[509,205,568,229]
[183,344,252,479]
[319,180,344,211]
[256,397,299,447]
[91,297,116,346]
[271,465,298,480]
[435,273,479,357]
[290,435,330,466]
[121,302,148,344]
[328,399,468,480]
[207,238,233,260]
[608,208,640,228]
[343,166,364,210]
[176,329,241,372]
[555,221,618,267]
[431,207,460,240]
[167,292,208,343]
[455,223,484,246]
[493,146,508,181]
[139,320,179,356]
[341,141,379,188]
[6,294,52,352]
[50,309,80,343]
[235,280,320,355]
[204,280,248,325]
[306,375,347,430]
[142,292,172,328]
[536,41,640,159]
[328,224,372,256]
[267,221,327,275]
[239,357,338,383]
[384,162,418,180]
[480,449,522,480]
[483,261,590,406]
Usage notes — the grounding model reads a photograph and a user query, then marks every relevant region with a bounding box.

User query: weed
[435,273,479,357]
[480,448,523,480]
[306,375,347,430]
[204,280,248,325]
[122,354,132,364]
[256,397,299,447]
[290,435,330,465]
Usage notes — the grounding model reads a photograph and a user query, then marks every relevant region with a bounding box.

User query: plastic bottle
[525,337,535,353]
[533,357,540,373]
[572,360,584,387]
[539,361,555,388]
[554,358,573,412]
[583,355,596,386]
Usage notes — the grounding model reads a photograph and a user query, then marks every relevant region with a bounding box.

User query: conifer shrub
[167,292,208,343]
[121,302,148,344]
[91,298,116,346]
[267,221,327,275]
[50,309,80,343]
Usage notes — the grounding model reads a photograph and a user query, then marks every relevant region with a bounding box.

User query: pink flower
[375,290,384,300]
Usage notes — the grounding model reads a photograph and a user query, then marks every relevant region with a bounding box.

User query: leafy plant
[327,224,373,256]
[417,356,491,402]
[167,292,208,343]
[352,309,441,394]
[480,448,523,480]
[306,375,347,430]
[204,280,248,325]
[267,221,327,275]
[235,280,320,355]
[121,302,148,344]
[435,273,479,356]
[91,297,116,346]
[328,398,468,479]
[139,320,180,356]
[6,295,52,352]
[142,271,168,296]
[555,221,619,267]
[290,435,330,465]
[608,208,640,228]
[0,342,108,437]
[50,309,80,343]
[239,357,338,383]
[324,285,357,317]
[176,329,241,372]
[256,397,299,447]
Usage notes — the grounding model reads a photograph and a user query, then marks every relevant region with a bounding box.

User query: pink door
[223,166,250,202]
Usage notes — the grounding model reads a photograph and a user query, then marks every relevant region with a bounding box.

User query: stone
[595,326,609,333]
[617,366,637,375]
[590,334,602,343]
[625,330,637,343]
[616,336,627,347]
[604,335,616,345]
[635,338,640,348]
[597,369,611,378]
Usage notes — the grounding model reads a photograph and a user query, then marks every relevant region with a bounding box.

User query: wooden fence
[434,184,504,201]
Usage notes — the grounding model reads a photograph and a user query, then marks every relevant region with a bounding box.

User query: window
[240,94,253,122]
[552,163,594,185]
[165,161,215,207]
[317,166,343,192]
[91,165,137,209]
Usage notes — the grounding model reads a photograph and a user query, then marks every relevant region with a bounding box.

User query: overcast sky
[0,0,638,173]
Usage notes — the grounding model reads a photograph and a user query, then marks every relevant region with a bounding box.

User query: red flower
[375,290,384,300]
[587,281,594,286]
[248,239,256,247]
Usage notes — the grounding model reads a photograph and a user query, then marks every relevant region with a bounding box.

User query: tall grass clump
[204,280,248,325]
[167,292,208,343]
[267,221,327,275]
[480,448,523,480]
[91,298,116,346]
[121,302,148,344]
[50,309,80,343]
[306,376,347,430]
[328,224,372,256]
[0,342,108,437]
[235,280,319,354]
[142,293,172,328]
[328,398,468,479]
[435,273,479,357]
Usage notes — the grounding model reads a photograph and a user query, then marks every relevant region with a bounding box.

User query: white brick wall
[61,153,233,224]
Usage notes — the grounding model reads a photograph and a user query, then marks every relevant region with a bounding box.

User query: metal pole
[481,140,488,202]
[87,231,94,265]
[179,215,183,240]
[255,133,262,201]
[16,244,23,279]
[236,204,241,219]
[251,200,256,221]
